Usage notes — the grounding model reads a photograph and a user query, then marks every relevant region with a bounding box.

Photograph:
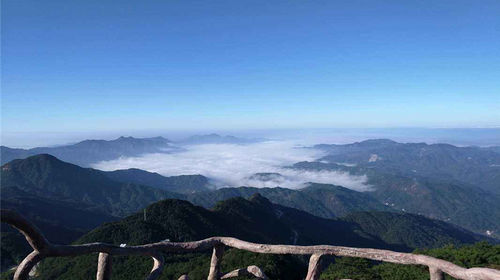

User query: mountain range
[287,139,500,236]
[0,136,176,166]
[185,183,389,218]
[0,155,388,223]
[314,139,500,194]
[0,134,265,167]
[1,137,499,276]
[2,145,499,237]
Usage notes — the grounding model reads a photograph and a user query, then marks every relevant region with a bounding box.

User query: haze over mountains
[1,134,499,275]
[3,0,499,277]
[2,135,499,234]
[0,134,264,167]
[0,136,176,167]
[1,134,500,268]
[178,133,266,145]
[91,138,371,190]
[313,139,500,194]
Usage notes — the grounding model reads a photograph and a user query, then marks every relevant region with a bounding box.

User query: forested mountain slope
[32,195,491,280]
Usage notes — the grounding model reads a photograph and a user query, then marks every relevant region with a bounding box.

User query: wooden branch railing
[2,209,500,280]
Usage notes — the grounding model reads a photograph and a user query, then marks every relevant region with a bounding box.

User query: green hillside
[0,154,181,272]
[315,139,500,194]
[0,154,182,217]
[0,186,120,271]
[31,196,491,280]
[104,168,211,194]
[292,161,500,237]
[186,184,388,219]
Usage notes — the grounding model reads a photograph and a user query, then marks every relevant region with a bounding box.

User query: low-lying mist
[92,141,371,191]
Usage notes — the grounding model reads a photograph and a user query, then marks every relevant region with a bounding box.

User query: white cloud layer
[92,141,371,191]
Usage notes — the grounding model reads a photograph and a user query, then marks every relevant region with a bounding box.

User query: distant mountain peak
[114,135,170,142]
[247,173,285,182]
[358,139,397,145]
[29,153,59,161]
[248,192,271,204]
[3,153,65,167]
[1,154,181,217]
[300,182,344,191]
[1,136,175,166]
[179,133,264,145]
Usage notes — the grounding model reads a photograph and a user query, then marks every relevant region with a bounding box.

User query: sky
[2,0,500,146]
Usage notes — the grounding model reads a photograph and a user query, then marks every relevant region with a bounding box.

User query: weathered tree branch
[146,253,165,280]
[13,251,43,280]
[1,209,50,253]
[429,266,444,280]
[96,252,112,280]
[305,254,323,280]
[221,265,269,279]
[2,209,500,280]
[207,244,224,280]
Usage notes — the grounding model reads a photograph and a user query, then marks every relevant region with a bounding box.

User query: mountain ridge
[292,160,500,237]
[313,138,500,194]
[104,168,212,194]
[1,136,176,166]
[0,154,182,217]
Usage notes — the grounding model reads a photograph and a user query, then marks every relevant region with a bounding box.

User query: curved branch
[145,253,164,280]
[305,254,322,280]
[13,251,44,280]
[221,265,269,279]
[1,209,50,252]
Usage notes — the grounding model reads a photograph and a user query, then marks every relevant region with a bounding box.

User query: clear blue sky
[2,0,500,141]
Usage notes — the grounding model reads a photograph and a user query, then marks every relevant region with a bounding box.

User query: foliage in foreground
[320,242,500,280]
[0,242,497,280]
[31,249,305,280]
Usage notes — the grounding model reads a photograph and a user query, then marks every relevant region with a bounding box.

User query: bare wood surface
[207,244,224,280]
[13,251,43,280]
[221,265,269,279]
[2,209,500,280]
[429,266,444,280]
[305,254,323,280]
[146,254,165,280]
[96,252,112,280]
[1,209,50,252]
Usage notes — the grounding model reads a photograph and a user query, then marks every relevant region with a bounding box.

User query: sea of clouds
[92,141,371,191]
